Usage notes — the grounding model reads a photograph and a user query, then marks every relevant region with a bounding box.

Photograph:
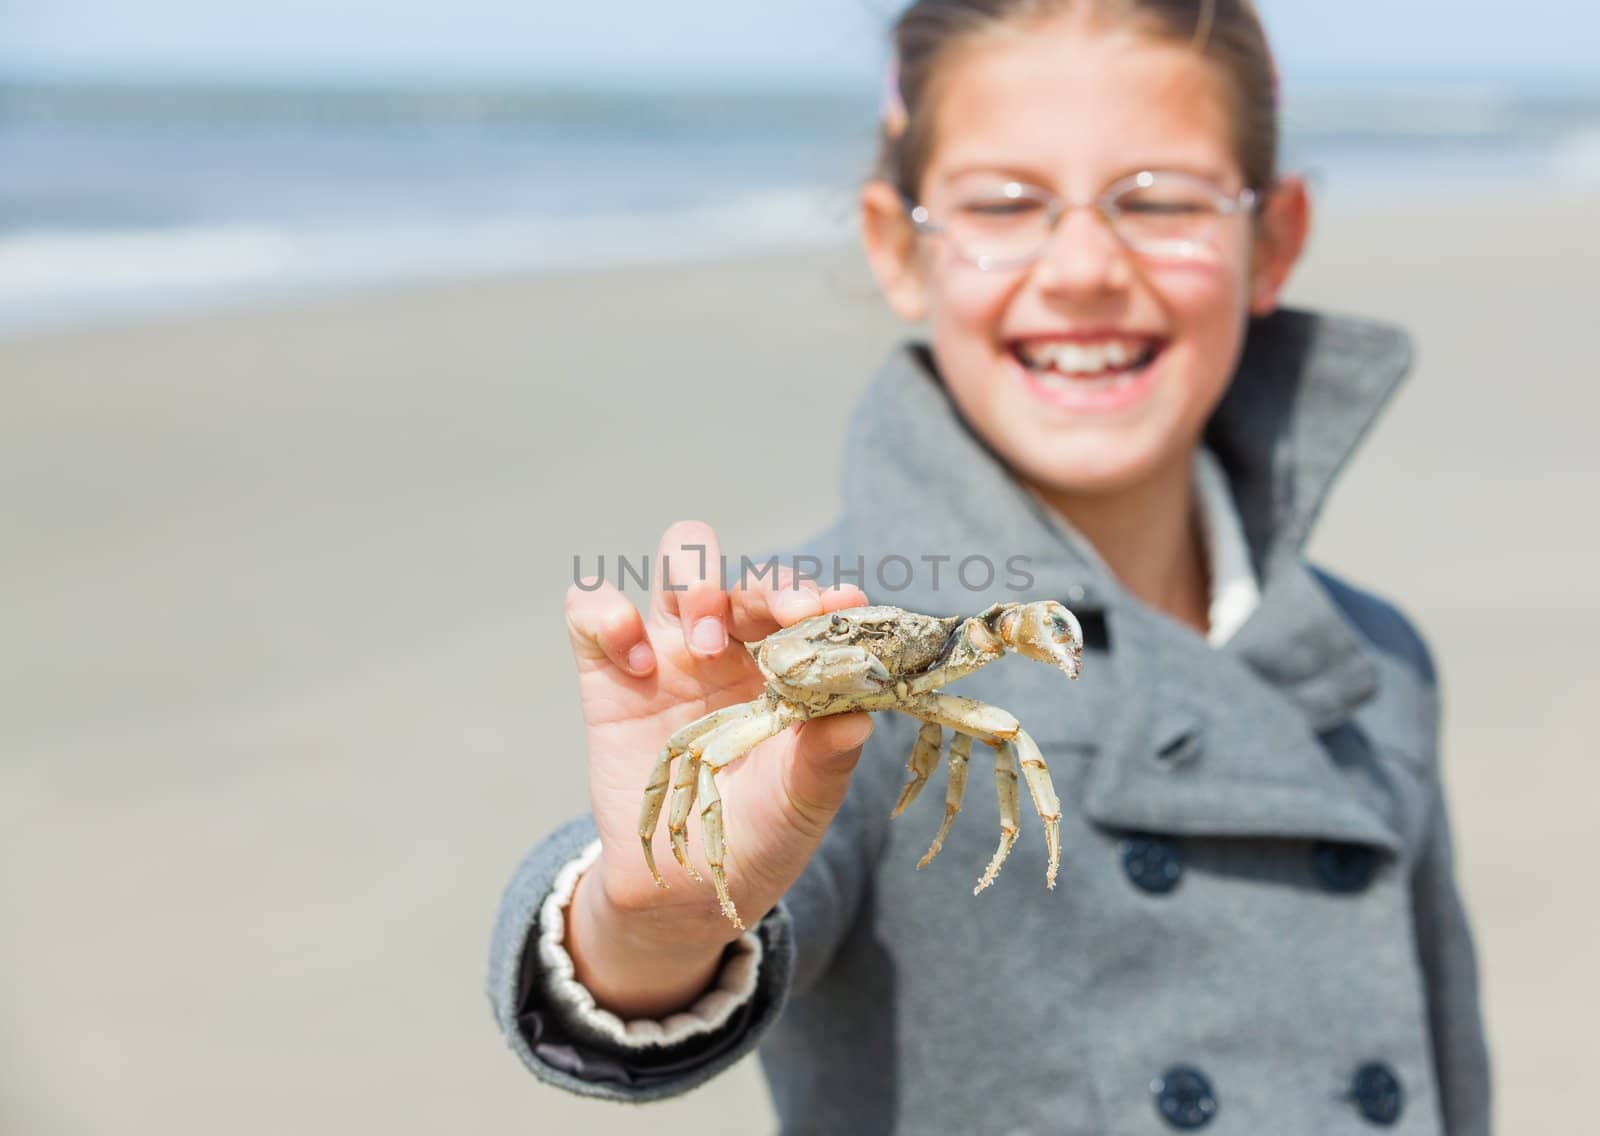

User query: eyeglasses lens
[942,173,1230,264]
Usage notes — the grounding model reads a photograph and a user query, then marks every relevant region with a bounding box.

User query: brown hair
[872,0,1279,200]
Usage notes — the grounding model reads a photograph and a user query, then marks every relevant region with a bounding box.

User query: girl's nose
[1031,205,1128,294]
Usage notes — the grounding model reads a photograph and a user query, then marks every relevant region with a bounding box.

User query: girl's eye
[1119,200,1211,216]
[959,200,1044,217]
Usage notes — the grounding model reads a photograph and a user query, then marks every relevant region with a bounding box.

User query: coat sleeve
[484,814,792,1103]
[486,530,893,1099]
[1408,629,1493,1135]
[484,731,892,1102]
[1318,567,1494,1133]
[1411,767,1493,1134]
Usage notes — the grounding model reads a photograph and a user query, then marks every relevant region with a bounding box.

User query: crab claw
[997,601,1083,680]
[763,639,895,694]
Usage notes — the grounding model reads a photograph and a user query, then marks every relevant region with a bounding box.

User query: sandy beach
[3,189,1597,1134]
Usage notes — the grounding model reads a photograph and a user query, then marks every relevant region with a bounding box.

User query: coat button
[1150,1065,1218,1129]
[1123,834,1184,894]
[1348,1062,1404,1125]
[1311,841,1379,893]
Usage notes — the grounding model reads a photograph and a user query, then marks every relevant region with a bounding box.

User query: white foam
[0,186,855,337]
[0,227,299,301]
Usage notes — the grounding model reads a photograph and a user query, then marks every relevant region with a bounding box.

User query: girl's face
[862,17,1307,499]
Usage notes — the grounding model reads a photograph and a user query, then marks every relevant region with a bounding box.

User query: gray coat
[487,308,1492,1134]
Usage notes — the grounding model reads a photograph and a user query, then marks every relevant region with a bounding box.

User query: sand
[3,189,1597,1134]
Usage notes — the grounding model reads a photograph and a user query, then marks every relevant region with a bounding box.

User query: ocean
[2,79,1598,336]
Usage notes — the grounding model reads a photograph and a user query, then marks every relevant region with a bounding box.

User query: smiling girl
[488,3,1491,1132]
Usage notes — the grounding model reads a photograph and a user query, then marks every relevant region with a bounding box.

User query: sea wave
[0,186,857,337]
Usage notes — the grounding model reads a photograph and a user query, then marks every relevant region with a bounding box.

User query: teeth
[1059,344,1094,371]
[1018,337,1151,376]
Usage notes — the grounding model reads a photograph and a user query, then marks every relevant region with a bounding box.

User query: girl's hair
[872,0,1279,200]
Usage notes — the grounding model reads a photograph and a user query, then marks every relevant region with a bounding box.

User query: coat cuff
[486,815,797,1102]
[537,837,763,1047]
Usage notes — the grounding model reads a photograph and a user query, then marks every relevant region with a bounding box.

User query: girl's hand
[561,520,873,1012]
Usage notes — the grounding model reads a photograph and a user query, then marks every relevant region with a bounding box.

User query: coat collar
[834,306,1413,735]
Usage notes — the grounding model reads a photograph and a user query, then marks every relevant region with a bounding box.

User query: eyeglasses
[900,170,1260,270]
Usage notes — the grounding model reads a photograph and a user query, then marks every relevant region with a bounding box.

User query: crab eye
[1050,613,1069,635]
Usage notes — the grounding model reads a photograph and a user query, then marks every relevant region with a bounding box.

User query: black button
[1349,1062,1404,1125]
[1312,841,1379,893]
[1123,835,1184,894]
[1151,1065,1218,1129]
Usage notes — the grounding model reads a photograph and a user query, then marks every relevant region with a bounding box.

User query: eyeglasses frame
[898,169,1263,270]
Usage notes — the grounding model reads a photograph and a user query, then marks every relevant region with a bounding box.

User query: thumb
[782,712,875,836]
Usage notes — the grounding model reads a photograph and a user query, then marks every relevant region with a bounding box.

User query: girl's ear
[860,180,931,323]
[1248,174,1311,316]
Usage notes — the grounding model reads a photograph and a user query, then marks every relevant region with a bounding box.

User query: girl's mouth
[1005,335,1166,412]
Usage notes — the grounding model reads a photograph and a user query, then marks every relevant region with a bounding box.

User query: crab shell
[751,601,1080,713]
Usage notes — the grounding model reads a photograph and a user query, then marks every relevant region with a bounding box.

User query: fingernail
[781,587,821,614]
[816,713,872,755]
[626,643,654,674]
[691,617,726,654]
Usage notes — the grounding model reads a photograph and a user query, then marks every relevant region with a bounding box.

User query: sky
[1,0,1596,88]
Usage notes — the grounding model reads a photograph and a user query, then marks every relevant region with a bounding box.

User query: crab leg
[666,749,705,882]
[890,720,944,818]
[638,700,765,888]
[901,692,1062,891]
[694,704,805,929]
[1007,728,1062,888]
[979,740,1021,894]
[915,731,972,870]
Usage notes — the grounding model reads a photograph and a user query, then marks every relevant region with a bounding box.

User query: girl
[488,2,1492,1131]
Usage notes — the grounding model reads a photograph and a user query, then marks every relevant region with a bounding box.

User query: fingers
[647,519,874,660]
[650,520,732,660]
[728,571,870,644]
[729,572,819,641]
[783,711,876,837]
[818,583,871,611]
[565,577,655,677]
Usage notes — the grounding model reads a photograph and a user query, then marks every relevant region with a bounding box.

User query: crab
[638,600,1084,928]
